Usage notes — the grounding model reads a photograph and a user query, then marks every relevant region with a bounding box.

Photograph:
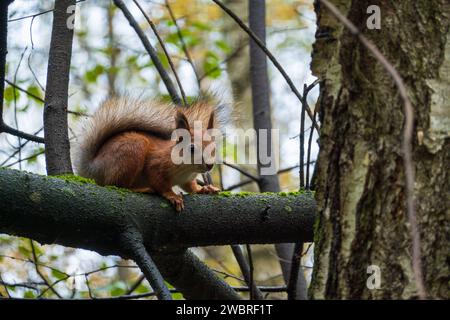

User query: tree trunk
[248,0,308,299]
[44,0,75,175]
[310,0,449,299]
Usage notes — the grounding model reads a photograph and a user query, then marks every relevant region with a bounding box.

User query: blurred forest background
[0,0,319,299]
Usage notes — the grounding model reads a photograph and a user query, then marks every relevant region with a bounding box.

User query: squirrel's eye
[190,144,195,152]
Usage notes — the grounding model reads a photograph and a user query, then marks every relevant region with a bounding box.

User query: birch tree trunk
[310,0,449,299]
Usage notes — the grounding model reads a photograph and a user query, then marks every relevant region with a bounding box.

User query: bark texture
[310,0,450,299]
[0,169,315,252]
[43,0,75,175]
[0,168,315,299]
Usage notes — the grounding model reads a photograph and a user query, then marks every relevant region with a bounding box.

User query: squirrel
[74,96,224,211]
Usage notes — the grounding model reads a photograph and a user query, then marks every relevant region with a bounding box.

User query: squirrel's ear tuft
[207,111,215,130]
[175,110,190,130]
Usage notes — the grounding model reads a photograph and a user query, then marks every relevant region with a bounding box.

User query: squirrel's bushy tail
[73,97,177,178]
[73,96,227,179]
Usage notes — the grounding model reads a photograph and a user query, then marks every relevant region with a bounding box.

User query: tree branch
[120,230,172,300]
[0,0,44,144]
[231,245,263,300]
[133,0,188,105]
[212,0,318,131]
[0,168,315,299]
[113,0,182,105]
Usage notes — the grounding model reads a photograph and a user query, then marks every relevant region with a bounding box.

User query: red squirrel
[74,97,222,211]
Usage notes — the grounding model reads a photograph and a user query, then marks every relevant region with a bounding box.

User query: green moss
[284,205,293,213]
[53,174,132,196]
[104,185,132,195]
[235,191,254,198]
[61,187,76,197]
[218,190,311,197]
[218,191,258,198]
[160,202,170,208]
[53,174,96,185]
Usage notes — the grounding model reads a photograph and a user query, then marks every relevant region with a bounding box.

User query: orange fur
[74,97,224,211]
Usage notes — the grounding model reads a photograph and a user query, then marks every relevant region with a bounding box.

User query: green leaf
[110,286,126,297]
[135,283,149,294]
[4,86,20,103]
[27,147,45,164]
[191,21,211,31]
[26,85,43,103]
[18,245,30,258]
[172,292,184,300]
[85,65,105,83]
[24,290,36,299]
[156,51,169,69]
[51,269,67,281]
[215,40,231,53]
[203,51,221,79]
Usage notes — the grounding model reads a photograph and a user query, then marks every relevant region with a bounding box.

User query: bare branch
[164,0,201,87]
[231,245,263,300]
[133,0,188,105]
[113,0,182,105]
[120,230,172,300]
[223,161,259,182]
[29,239,63,298]
[0,1,44,144]
[212,0,319,132]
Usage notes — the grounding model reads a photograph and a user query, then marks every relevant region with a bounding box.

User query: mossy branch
[0,168,315,299]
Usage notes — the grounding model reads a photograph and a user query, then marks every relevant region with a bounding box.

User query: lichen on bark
[310,0,450,299]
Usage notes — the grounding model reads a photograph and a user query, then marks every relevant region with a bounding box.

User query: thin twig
[300,79,320,189]
[7,0,87,22]
[0,274,11,298]
[126,274,145,295]
[0,123,45,143]
[84,274,94,299]
[223,161,259,182]
[245,244,257,300]
[199,40,248,81]
[0,280,42,291]
[12,47,27,170]
[133,0,187,105]
[231,245,263,300]
[2,286,287,301]
[4,79,88,117]
[113,0,182,105]
[319,0,424,299]
[29,240,63,298]
[224,162,316,191]
[306,106,318,189]
[211,0,318,132]
[164,0,202,90]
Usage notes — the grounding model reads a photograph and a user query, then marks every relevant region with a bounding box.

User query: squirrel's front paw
[198,185,220,194]
[162,192,184,212]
